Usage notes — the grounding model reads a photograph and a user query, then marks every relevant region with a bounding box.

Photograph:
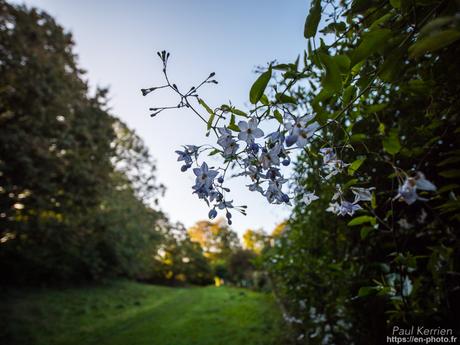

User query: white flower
[326,202,341,214]
[260,144,281,169]
[417,208,428,224]
[175,149,192,165]
[285,116,318,147]
[223,140,239,157]
[415,172,437,191]
[332,184,343,201]
[324,159,349,180]
[394,172,436,205]
[295,122,320,147]
[339,200,362,216]
[302,192,319,206]
[216,127,240,157]
[326,200,361,216]
[351,187,375,202]
[397,218,413,229]
[248,182,264,194]
[285,117,306,137]
[217,127,233,147]
[319,147,336,164]
[397,178,418,204]
[238,118,264,144]
[265,181,289,204]
[193,162,218,189]
[217,200,233,209]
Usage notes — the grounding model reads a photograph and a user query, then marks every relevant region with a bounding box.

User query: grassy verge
[1,280,286,345]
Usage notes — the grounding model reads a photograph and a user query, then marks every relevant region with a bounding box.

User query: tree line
[0,1,266,287]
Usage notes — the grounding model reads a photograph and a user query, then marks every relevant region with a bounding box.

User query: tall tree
[188,218,240,262]
[0,1,165,283]
[242,229,268,254]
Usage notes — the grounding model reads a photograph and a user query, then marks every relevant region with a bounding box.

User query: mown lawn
[1,280,286,345]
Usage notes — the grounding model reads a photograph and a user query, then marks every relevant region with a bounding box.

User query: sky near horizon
[15,0,310,236]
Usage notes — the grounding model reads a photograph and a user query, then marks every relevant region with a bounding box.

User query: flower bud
[208,209,217,219]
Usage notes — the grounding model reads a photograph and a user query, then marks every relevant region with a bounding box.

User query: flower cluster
[326,185,374,217]
[143,51,438,223]
[175,149,246,224]
[174,113,364,220]
[394,172,437,205]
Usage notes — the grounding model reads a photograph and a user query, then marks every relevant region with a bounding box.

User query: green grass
[1,280,286,345]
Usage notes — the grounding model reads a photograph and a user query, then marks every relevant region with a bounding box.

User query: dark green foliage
[304,0,321,39]
[0,0,112,282]
[148,223,214,285]
[264,0,460,343]
[227,249,256,286]
[0,1,171,284]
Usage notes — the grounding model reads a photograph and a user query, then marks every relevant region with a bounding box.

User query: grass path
[2,281,286,345]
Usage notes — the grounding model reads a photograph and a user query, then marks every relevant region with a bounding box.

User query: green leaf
[273,109,283,124]
[350,133,367,142]
[360,226,374,239]
[228,114,240,132]
[419,17,456,37]
[351,60,365,76]
[389,0,400,9]
[350,29,392,67]
[369,13,393,30]
[198,98,213,115]
[249,66,272,104]
[409,29,460,59]
[342,84,356,105]
[230,108,248,117]
[272,63,293,71]
[437,156,460,167]
[320,22,346,34]
[436,200,460,213]
[304,0,321,39]
[439,170,460,179]
[348,158,365,175]
[198,98,215,131]
[379,50,405,82]
[259,94,270,106]
[343,178,359,190]
[358,286,379,297]
[334,54,351,74]
[350,0,375,13]
[275,93,297,104]
[382,128,401,155]
[319,53,343,96]
[348,215,375,226]
[208,149,221,156]
[438,184,460,194]
[371,192,377,209]
[367,103,388,113]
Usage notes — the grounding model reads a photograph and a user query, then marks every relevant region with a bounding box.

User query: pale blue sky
[16,0,310,235]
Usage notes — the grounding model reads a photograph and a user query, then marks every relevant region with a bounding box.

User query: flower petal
[248,118,258,129]
[296,136,308,147]
[416,178,437,191]
[238,131,248,141]
[285,134,297,147]
[238,121,248,131]
[306,121,320,136]
[252,128,264,138]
